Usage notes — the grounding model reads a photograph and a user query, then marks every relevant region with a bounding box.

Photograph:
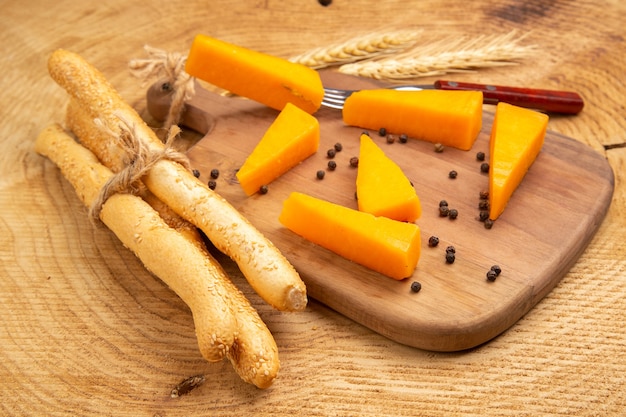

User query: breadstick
[51,49,307,312]
[65,104,281,385]
[36,124,281,387]
[34,124,237,363]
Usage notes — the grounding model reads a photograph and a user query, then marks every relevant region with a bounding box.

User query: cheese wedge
[342,89,483,150]
[279,192,421,280]
[489,102,549,220]
[236,103,320,195]
[356,134,421,222]
[185,34,324,114]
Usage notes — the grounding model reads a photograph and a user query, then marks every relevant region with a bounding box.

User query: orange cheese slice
[279,192,421,280]
[342,89,483,150]
[236,103,320,195]
[489,102,549,220]
[185,34,324,114]
[356,134,421,222]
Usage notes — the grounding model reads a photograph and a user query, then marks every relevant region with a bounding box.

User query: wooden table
[2,1,625,415]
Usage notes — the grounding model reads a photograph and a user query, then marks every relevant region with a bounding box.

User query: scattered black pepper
[399,134,408,143]
[428,236,440,247]
[480,162,490,173]
[410,281,422,293]
[327,160,337,171]
[445,245,455,254]
[439,200,448,207]
[259,184,269,194]
[439,206,450,217]
[326,148,336,158]
[448,208,458,220]
[362,130,370,136]
[334,142,343,152]
[318,0,332,6]
[349,156,359,167]
[434,143,444,153]
[476,151,486,161]
[316,170,325,180]
[210,168,220,179]
[386,134,396,144]
[484,218,494,229]
[208,180,217,190]
[486,269,498,282]
[478,210,490,222]
[378,127,387,136]
[490,265,502,276]
[192,169,200,178]
[478,200,490,210]
[445,252,456,264]
[448,170,458,179]
[479,190,489,200]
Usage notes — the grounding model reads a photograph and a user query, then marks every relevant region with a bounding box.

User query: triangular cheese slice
[236,103,319,195]
[279,192,421,280]
[489,103,549,220]
[356,134,421,222]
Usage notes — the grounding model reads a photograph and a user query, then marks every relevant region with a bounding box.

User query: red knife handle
[434,80,584,114]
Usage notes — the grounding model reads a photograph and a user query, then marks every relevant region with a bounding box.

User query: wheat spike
[338,31,536,80]
[289,29,422,69]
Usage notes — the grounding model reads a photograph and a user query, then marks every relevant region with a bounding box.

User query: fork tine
[322,87,355,109]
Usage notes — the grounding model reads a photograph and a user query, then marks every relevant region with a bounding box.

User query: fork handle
[434,80,584,114]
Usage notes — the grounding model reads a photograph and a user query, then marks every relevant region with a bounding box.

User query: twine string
[89,112,191,222]
[129,45,195,133]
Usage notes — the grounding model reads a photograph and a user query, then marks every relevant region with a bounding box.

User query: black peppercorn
[410,281,422,293]
[316,170,325,180]
[334,142,343,152]
[327,148,336,158]
[478,200,489,210]
[434,143,444,153]
[386,134,396,144]
[327,160,337,171]
[210,168,220,179]
[479,190,489,200]
[448,170,458,179]
[208,180,217,190]
[428,236,439,247]
[476,151,486,161]
[480,162,490,173]
[445,252,456,264]
[486,270,497,281]
[378,127,387,136]
[448,208,458,219]
[479,210,490,222]
[490,265,502,276]
[484,219,494,229]
[192,169,200,178]
[318,0,332,6]
[349,156,359,167]
[439,206,450,217]
[439,200,448,207]
[399,134,408,143]
[259,184,269,194]
[445,245,455,254]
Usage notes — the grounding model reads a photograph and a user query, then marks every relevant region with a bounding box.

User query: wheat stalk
[338,31,536,80]
[289,29,422,69]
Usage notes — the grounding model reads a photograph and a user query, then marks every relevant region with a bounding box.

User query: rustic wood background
[1,0,625,415]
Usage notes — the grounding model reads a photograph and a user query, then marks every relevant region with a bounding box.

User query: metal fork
[321,80,585,114]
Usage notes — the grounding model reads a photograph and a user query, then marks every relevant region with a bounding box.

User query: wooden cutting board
[147,71,614,352]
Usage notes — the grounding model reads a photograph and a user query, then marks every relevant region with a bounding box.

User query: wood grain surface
[1,0,625,416]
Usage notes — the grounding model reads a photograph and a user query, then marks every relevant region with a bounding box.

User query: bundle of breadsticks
[35,49,308,389]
